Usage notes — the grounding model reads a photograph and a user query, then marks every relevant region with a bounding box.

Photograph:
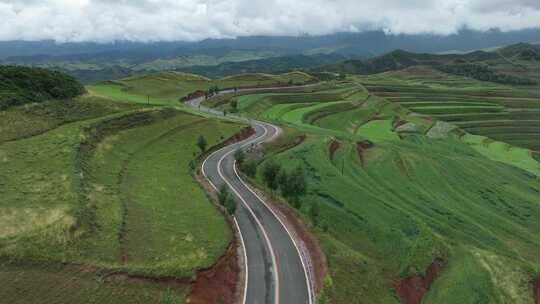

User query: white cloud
[0,0,539,42]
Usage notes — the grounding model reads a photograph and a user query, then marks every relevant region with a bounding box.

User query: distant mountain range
[1,29,539,83]
[319,43,540,85]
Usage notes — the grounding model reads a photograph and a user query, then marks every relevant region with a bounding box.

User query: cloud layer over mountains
[1,0,540,42]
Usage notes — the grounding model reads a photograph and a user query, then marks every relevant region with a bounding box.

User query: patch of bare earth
[395,259,445,304]
[188,240,239,304]
[356,140,373,167]
[533,278,540,304]
[329,140,340,161]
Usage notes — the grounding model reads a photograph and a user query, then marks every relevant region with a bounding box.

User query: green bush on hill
[0,65,85,110]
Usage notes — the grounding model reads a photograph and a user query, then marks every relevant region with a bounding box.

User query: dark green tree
[262,161,281,192]
[230,99,238,112]
[218,184,229,206]
[197,135,207,153]
[225,195,238,215]
[280,166,307,209]
[234,149,245,165]
[241,159,258,178]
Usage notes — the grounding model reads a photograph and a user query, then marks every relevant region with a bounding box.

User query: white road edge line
[202,157,249,304]
[234,217,249,304]
[233,124,313,304]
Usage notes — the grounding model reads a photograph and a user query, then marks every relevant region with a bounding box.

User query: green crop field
[359,67,540,152]
[0,94,246,303]
[204,73,540,304]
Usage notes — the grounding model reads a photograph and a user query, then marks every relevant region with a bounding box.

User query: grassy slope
[0,95,245,303]
[87,71,317,106]
[0,96,144,143]
[79,113,241,277]
[211,77,540,304]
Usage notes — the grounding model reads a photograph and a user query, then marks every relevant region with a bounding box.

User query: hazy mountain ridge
[318,43,540,85]
[2,29,540,83]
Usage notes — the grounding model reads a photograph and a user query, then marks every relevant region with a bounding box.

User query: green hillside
[87,71,316,106]
[206,75,540,304]
[0,93,246,303]
[0,66,85,110]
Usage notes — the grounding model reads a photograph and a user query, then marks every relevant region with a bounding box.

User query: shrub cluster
[218,185,238,216]
[262,161,307,209]
[0,65,86,110]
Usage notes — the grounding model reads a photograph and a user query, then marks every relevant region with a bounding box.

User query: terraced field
[0,96,245,303]
[205,77,540,304]
[359,67,540,152]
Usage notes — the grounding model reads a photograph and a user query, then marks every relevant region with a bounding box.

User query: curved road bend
[188,91,312,304]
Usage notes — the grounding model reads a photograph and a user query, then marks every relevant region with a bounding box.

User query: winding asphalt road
[188,90,313,304]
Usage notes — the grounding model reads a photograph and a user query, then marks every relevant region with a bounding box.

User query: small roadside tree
[197,135,207,153]
[225,195,238,215]
[230,99,238,112]
[241,159,257,178]
[262,161,281,192]
[234,149,245,165]
[218,184,229,206]
[280,166,307,209]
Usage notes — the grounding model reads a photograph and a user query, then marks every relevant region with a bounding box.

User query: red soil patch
[329,140,340,161]
[188,240,239,304]
[182,90,205,101]
[356,140,374,167]
[533,278,540,304]
[394,119,409,129]
[395,259,445,304]
[226,127,256,145]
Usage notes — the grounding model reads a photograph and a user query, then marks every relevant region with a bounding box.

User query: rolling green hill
[87,71,317,106]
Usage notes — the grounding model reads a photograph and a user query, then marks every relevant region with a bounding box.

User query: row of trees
[262,161,323,227]
[204,85,220,99]
[218,185,238,216]
[196,137,321,227]
[262,161,307,209]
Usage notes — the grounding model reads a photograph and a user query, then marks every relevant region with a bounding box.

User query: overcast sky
[1,0,540,42]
